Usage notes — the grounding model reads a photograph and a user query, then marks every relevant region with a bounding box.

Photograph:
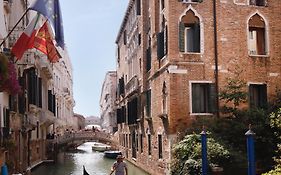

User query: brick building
[115,0,280,174]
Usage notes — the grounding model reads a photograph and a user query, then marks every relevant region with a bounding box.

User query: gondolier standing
[109,155,128,175]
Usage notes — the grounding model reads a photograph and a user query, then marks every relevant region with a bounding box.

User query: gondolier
[109,155,128,175]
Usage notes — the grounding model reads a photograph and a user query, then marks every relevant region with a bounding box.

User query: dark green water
[31,142,149,175]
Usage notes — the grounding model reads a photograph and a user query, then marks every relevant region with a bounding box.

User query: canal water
[32,142,149,175]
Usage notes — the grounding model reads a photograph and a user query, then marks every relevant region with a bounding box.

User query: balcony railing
[39,56,53,79]
[125,76,139,95]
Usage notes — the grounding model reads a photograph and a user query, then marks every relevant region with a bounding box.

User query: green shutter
[193,23,200,53]
[179,22,185,52]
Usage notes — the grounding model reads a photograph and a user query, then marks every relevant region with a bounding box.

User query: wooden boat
[104,150,122,159]
[91,142,111,152]
[83,165,90,175]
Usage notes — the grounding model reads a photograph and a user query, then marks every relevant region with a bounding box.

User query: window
[249,84,267,109]
[181,0,202,3]
[179,10,201,53]
[191,83,216,113]
[140,133,143,153]
[158,134,163,159]
[146,90,151,117]
[248,14,267,55]
[148,134,152,156]
[249,0,266,6]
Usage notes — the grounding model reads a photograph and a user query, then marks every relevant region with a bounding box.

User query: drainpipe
[213,0,220,118]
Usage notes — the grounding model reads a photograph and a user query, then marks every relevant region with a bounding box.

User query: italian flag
[11,14,41,60]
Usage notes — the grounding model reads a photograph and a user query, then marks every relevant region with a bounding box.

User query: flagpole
[0,9,30,48]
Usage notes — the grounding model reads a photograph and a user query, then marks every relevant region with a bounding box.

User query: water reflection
[32,142,149,175]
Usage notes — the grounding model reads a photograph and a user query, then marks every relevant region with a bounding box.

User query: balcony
[39,57,53,79]
[125,76,139,96]
[24,112,38,129]
[39,110,56,126]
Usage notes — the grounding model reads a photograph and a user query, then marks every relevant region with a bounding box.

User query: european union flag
[29,0,64,49]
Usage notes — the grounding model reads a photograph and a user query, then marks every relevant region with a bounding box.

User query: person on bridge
[109,155,128,175]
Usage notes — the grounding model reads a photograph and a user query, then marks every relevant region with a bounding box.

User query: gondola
[83,165,90,175]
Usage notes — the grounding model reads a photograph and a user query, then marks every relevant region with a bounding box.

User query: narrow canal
[32,142,149,175]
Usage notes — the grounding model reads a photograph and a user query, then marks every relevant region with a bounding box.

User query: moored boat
[104,150,122,159]
[91,142,111,152]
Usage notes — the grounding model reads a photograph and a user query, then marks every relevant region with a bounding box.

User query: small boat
[104,150,122,159]
[83,165,90,175]
[92,142,111,152]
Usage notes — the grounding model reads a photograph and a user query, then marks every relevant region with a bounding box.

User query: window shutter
[193,23,200,53]
[179,22,185,52]
[48,90,52,112]
[117,108,121,124]
[18,77,25,114]
[164,25,168,56]
[209,83,217,113]
[146,47,151,71]
[260,84,267,108]
[136,0,141,15]
[53,94,56,116]
[157,31,165,59]
[38,78,42,108]
[192,84,200,113]
[249,85,255,108]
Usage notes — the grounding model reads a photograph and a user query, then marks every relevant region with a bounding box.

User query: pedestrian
[109,155,128,175]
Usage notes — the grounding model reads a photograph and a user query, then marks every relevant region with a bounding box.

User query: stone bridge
[46,131,117,159]
[55,131,113,145]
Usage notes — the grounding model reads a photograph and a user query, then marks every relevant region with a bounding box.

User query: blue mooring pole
[201,129,208,175]
[245,125,256,175]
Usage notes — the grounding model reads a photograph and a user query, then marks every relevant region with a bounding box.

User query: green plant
[219,68,247,116]
[171,133,230,175]
[262,108,281,175]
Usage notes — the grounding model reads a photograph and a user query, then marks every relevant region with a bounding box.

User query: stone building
[0,0,75,173]
[115,0,281,174]
[100,71,117,133]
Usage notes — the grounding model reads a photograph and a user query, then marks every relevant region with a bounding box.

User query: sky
[60,0,129,117]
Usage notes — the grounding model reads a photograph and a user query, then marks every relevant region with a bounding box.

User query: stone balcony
[39,110,56,126]
[39,56,53,79]
[125,75,139,96]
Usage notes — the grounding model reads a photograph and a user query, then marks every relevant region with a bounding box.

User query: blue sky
[60,0,129,117]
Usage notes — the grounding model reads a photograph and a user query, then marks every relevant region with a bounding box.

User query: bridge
[54,131,113,145]
[46,131,117,159]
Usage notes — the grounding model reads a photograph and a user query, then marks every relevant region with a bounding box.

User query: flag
[11,14,41,60]
[34,22,61,63]
[29,0,64,49]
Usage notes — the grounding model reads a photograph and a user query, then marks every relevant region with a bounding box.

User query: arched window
[248,14,267,56]
[179,10,201,53]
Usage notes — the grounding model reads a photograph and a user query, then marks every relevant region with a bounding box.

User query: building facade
[0,0,75,173]
[100,71,117,133]
[115,0,281,174]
